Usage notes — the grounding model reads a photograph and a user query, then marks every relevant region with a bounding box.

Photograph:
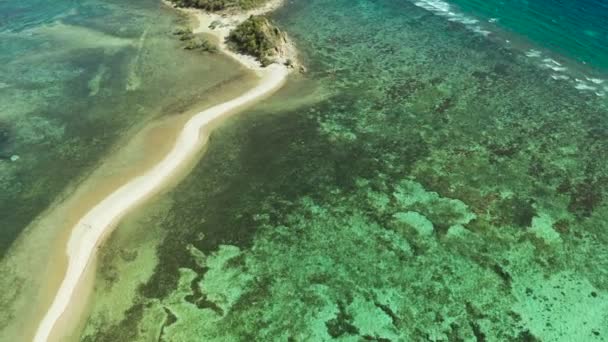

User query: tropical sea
[76,0,608,340]
[412,0,608,93]
[0,0,249,255]
[433,0,608,70]
[0,0,254,339]
[3,0,608,340]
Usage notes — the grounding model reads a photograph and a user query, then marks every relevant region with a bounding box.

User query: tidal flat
[0,0,258,339]
[0,0,249,254]
[82,0,608,341]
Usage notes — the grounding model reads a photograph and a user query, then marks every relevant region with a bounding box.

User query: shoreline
[170,0,300,72]
[33,2,294,341]
[0,69,258,342]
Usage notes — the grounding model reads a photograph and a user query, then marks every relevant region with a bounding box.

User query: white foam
[460,18,480,25]
[473,26,491,36]
[586,77,605,84]
[413,0,491,36]
[576,85,596,91]
[575,80,597,91]
[542,58,562,66]
[412,0,608,99]
[538,57,570,73]
[414,0,450,12]
[447,15,476,25]
[526,49,542,58]
[544,63,567,72]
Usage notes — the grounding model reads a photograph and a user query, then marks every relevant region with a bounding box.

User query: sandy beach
[32,3,292,341]
[182,0,298,70]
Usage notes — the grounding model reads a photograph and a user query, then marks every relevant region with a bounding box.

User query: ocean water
[80,0,608,341]
[0,0,246,256]
[433,0,608,71]
[411,0,608,95]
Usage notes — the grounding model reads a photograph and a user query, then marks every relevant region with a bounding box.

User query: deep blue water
[414,0,608,73]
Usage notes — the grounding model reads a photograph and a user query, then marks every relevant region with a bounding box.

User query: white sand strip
[34,64,287,342]
[34,2,293,339]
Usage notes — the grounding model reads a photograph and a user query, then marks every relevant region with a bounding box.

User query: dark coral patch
[493,196,537,228]
[0,120,13,158]
[567,178,604,218]
[325,302,359,338]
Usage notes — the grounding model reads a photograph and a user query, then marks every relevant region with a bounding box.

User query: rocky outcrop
[227,15,300,69]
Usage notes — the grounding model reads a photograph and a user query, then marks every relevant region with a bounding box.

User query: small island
[167,0,300,69]
[228,15,292,67]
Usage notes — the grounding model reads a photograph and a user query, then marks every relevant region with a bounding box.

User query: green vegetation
[168,0,286,65]
[168,0,267,11]
[184,37,217,52]
[227,15,284,66]
[173,27,217,53]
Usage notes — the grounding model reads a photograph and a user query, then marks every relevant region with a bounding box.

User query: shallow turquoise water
[81,0,608,341]
[0,0,243,255]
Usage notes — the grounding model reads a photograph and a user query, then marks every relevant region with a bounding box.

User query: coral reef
[81,0,608,340]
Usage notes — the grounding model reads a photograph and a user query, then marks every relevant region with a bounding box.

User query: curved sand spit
[34,1,293,338]
[33,63,288,341]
